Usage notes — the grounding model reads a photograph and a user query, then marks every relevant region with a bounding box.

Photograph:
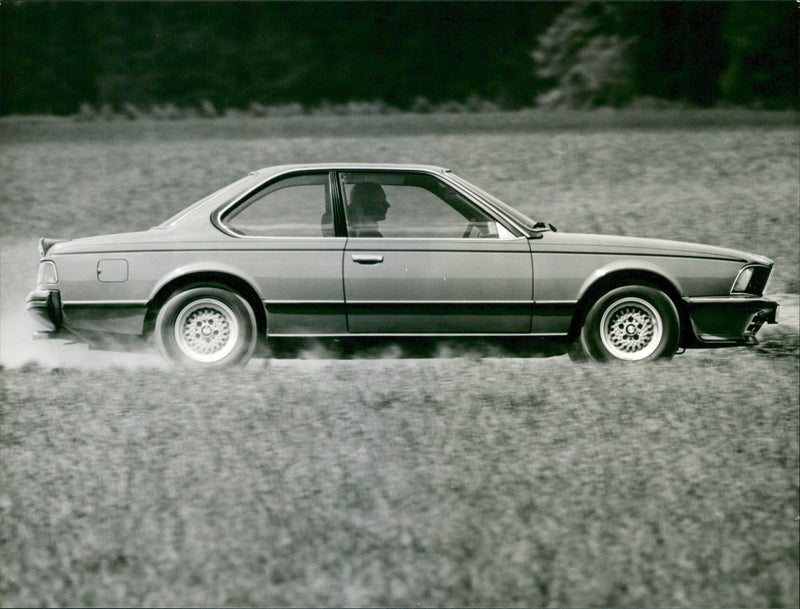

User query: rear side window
[221,173,332,237]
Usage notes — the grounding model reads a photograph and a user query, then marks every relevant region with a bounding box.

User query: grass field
[1,111,798,607]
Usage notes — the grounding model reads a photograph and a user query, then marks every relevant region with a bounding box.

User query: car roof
[253,163,450,178]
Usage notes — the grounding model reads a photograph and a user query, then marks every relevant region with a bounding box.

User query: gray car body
[28,163,777,348]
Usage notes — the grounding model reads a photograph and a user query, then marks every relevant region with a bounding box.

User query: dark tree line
[1,2,796,116]
[534,2,797,108]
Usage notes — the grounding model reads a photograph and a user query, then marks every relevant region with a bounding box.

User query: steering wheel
[463,221,487,238]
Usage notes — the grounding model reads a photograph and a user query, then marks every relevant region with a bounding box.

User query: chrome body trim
[683,295,774,305]
[533,299,579,305]
[211,168,332,239]
[345,300,536,305]
[266,332,569,338]
[443,173,532,236]
[210,166,530,241]
[262,299,551,305]
[262,300,342,305]
[62,299,149,306]
[352,254,384,264]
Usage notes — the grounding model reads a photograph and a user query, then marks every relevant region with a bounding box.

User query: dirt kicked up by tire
[155,286,257,368]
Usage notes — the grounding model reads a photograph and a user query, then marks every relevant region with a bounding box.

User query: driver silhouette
[347,182,390,237]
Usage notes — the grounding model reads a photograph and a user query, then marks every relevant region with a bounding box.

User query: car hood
[532,232,773,265]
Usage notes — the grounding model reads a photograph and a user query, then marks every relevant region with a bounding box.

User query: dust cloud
[0,238,164,369]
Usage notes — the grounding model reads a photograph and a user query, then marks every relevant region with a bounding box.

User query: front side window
[220,173,332,237]
[340,172,512,239]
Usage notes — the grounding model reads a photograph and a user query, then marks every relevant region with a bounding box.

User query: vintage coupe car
[27,163,777,367]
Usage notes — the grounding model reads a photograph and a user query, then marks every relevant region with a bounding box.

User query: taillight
[37,261,58,285]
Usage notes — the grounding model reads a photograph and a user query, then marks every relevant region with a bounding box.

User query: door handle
[352,254,384,264]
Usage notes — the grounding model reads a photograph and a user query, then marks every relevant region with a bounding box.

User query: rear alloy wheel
[579,285,680,362]
[155,286,257,368]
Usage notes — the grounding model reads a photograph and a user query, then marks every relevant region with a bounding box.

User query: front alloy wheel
[579,285,680,362]
[155,286,257,367]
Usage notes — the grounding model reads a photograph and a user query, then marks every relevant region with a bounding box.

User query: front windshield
[154,173,262,228]
[449,173,537,230]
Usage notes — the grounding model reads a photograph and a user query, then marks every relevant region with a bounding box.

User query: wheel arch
[144,271,266,339]
[568,268,691,344]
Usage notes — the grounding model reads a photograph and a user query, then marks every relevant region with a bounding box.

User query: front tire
[578,285,680,362]
[155,286,257,368]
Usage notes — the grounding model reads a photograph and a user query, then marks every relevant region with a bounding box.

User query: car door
[339,171,532,334]
[217,170,346,335]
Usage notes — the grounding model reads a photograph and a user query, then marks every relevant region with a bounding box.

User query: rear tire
[567,340,589,362]
[155,286,257,368]
[578,285,680,362]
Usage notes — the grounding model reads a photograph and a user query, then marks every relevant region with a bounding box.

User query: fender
[148,261,264,303]
[577,257,685,301]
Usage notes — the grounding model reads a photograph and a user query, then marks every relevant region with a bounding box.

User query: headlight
[731,266,754,293]
[37,261,58,285]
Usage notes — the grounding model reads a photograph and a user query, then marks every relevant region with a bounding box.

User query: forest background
[1,1,797,117]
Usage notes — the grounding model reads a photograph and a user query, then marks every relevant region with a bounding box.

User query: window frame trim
[211,166,528,241]
[212,169,338,239]
[333,169,524,240]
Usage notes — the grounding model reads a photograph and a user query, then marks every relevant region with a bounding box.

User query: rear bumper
[684,295,778,345]
[26,289,149,350]
[27,287,148,339]
[26,289,63,332]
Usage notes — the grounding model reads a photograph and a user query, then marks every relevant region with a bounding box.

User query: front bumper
[26,289,63,333]
[684,295,778,345]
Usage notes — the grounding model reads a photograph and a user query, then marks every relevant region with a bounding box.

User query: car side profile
[27,163,778,366]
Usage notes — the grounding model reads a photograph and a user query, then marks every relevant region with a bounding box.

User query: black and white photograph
[1,1,798,606]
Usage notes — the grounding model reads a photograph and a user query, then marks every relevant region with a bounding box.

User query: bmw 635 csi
[27,163,778,367]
